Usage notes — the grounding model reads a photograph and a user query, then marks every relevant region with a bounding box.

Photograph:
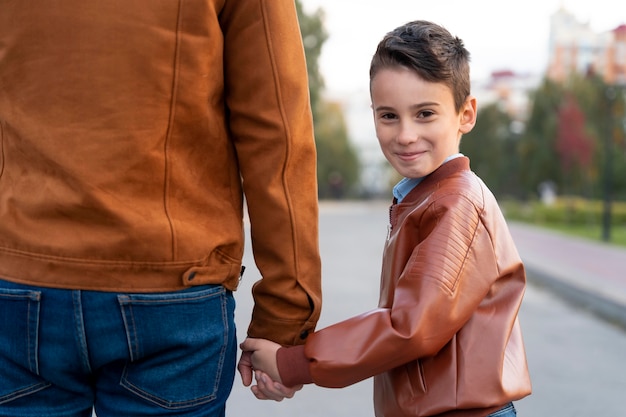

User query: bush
[501,197,626,226]
[500,197,626,246]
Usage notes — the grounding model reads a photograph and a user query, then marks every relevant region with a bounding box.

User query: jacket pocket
[397,359,427,398]
[0,288,51,404]
[117,285,235,409]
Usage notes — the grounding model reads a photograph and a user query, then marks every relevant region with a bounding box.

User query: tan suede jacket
[0,0,321,345]
[279,158,531,415]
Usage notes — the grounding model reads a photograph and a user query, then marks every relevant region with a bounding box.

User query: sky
[300,0,625,95]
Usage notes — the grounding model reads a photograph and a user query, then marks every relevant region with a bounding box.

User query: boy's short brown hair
[369,20,471,112]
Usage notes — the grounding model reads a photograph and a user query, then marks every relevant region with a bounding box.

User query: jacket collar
[399,156,470,204]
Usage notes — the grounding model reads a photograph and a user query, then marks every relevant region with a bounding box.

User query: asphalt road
[227,201,626,416]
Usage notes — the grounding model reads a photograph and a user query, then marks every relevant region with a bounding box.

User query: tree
[556,93,594,195]
[461,102,519,198]
[571,73,626,201]
[506,71,626,205]
[296,1,361,198]
[295,1,326,116]
[314,100,360,199]
[518,78,564,199]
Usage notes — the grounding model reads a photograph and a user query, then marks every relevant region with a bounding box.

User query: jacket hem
[0,249,242,292]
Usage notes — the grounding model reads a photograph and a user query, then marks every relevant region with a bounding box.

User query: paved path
[508,221,626,329]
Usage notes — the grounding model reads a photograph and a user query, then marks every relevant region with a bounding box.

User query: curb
[525,265,626,331]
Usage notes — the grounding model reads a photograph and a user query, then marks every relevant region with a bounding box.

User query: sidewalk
[507,222,626,329]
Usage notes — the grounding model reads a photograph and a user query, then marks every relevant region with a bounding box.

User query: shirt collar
[392,153,463,203]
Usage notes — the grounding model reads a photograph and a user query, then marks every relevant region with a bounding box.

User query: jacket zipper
[386,204,394,241]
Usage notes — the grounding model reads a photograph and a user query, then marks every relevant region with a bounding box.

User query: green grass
[501,197,626,248]
[538,223,626,247]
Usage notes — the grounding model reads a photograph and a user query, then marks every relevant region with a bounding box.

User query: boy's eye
[418,110,435,118]
[380,113,397,120]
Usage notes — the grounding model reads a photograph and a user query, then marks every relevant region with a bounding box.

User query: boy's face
[371,66,476,179]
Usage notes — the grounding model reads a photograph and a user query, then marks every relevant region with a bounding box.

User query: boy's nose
[396,123,419,145]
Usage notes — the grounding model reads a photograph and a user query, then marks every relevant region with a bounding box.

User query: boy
[239,20,532,416]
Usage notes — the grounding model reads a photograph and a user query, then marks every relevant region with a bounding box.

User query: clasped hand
[237,337,303,401]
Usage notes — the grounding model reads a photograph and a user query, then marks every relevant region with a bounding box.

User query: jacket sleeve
[303,193,500,387]
[219,0,321,346]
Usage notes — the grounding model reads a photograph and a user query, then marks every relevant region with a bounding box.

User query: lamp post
[601,86,616,242]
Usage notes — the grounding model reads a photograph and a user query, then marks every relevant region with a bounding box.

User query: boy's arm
[277,345,313,387]
[289,192,503,388]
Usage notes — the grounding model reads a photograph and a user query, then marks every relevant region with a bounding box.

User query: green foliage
[518,78,564,198]
[295,1,327,115]
[461,103,521,198]
[524,74,626,201]
[501,197,626,246]
[314,101,360,198]
[502,197,626,225]
[472,73,626,246]
[467,74,625,203]
[561,74,626,200]
[296,1,361,199]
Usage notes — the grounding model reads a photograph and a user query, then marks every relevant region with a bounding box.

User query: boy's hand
[238,337,301,401]
[239,337,281,382]
[251,370,303,401]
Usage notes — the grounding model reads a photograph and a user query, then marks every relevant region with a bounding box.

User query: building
[472,7,626,123]
[547,7,626,85]
[472,69,541,122]
[605,24,626,85]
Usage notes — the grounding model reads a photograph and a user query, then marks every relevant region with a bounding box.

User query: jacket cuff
[276,345,313,387]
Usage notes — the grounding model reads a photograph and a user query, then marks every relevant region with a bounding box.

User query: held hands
[239,338,281,381]
[237,338,303,401]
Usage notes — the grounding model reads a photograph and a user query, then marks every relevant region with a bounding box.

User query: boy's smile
[370,66,476,179]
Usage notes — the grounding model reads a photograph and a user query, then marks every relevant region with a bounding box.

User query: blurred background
[296,0,626,246]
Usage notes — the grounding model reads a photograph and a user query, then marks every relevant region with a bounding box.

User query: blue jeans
[0,278,236,417]
[488,402,517,416]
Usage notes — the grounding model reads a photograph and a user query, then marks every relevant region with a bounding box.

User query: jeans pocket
[117,285,235,410]
[0,288,51,404]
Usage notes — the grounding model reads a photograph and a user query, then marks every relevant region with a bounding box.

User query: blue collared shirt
[392,153,463,203]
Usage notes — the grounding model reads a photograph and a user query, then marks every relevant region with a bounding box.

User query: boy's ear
[459,96,477,134]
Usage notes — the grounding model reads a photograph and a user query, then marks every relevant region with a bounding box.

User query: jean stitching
[118,296,140,362]
[120,377,215,410]
[116,286,227,409]
[0,289,51,405]
[212,291,228,395]
[0,381,51,405]
[33,292,41,375]
[27,293,35,373]
[72,291,92,373]
[121,288,223,304]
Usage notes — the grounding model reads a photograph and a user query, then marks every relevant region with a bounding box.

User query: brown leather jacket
[281,157,531,415]
[0,0,321,345]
